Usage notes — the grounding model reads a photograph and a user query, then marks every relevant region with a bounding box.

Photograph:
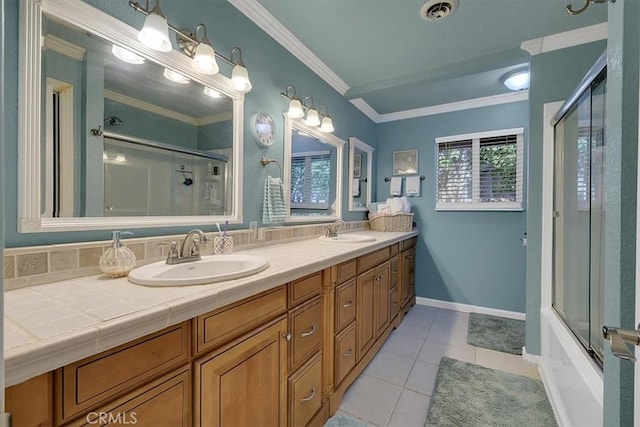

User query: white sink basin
[318,234,376,243]
[128,254,269,286]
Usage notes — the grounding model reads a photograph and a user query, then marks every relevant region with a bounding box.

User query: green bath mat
[467,313,524,355]
[425,357,557,427]
[324,412,370,427]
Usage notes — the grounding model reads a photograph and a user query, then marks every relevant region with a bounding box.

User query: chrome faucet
[161,229,208,265]
[325,220,346,238]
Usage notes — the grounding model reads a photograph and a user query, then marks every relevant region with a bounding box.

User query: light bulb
[305,109,320,127]
[287,99,304,118]
[320,116,334,133]
[163,68,190,84]
[231,63,252,92]
[203,87,222,99]
[192,41,219,75]
[137,7,171,52]
[504,70,530,91]
[111,45,145,64]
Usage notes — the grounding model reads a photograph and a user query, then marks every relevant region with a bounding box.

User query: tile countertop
[4,229,418,387]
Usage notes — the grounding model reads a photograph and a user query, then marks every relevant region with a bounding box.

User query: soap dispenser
[99,231,136,278]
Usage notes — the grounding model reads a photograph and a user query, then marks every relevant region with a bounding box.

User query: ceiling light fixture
[203,86,222,99]
[130,1,251,91]
[163,68,190,84]
[280,85,335,133]
[503,69,530,91]
[112,44,146,64]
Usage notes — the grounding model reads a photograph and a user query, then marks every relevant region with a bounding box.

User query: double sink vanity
[5,229,417,426]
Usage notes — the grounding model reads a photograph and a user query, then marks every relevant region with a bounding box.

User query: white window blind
[436,129,524,210]
[291,150,331,209]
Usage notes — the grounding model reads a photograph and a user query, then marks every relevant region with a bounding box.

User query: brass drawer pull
[343,300,353,308]
[343,349,353,358]
[301,324,316,338]
[283,333,292,341]
[300,386,316,403]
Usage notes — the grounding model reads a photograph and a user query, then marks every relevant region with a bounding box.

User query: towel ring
[260,157,282,177]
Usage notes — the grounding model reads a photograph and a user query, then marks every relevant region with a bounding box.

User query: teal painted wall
[376,102,529,313]
[603,1,638,424]
[525,40,606,355]
[4,0,376,247]
[198,121,233,151]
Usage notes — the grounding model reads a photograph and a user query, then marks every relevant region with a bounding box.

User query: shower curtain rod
[102,131,228,163]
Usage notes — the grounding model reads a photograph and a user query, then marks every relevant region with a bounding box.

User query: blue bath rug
[467,312,524,355]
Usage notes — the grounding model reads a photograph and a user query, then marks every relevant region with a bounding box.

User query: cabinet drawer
[289,271,322,307]
[390,243,399,258]
[197,286,286,354]
[289,297,322,372]
[289,353,322,427]
[357,247,390,273]
[58,322,189,423]
[335,278,356,332]
[400,237,417,251]
[336,259,357,284]
[70,366,191,427]
[334,322,356,386]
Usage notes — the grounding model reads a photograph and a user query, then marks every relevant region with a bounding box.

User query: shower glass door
[552,70,606,364]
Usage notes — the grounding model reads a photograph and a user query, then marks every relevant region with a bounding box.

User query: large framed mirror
[348,137,374,211]
[283,116,344,222]
[18,0,244,232]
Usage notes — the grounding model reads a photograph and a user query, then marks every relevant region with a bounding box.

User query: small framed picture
[353,154,362,178]
[393,149,418,175]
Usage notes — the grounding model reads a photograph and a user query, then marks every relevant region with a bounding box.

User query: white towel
[406,176,421,197]
[390,176,402,196]
[352,178,360,196]
[262,176,288,223]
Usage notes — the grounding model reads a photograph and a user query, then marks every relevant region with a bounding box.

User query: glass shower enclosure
[552,52,607,365]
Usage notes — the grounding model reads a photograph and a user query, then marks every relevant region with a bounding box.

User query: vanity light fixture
[136,0,172,52]
[503,69,530,91]
[163,68,190,84]
[203,86,222,99]
[130,1,252,91]
[230,48,252,93]
[318,105,335,133]
[280,85,335,133]
[112,45,146,64]
[304,96,321,127]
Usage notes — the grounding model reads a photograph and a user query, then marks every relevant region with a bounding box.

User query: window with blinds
[436,128,524,210]
[290,150,331,209]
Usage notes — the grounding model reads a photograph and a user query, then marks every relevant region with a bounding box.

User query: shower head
[104,116,123,126]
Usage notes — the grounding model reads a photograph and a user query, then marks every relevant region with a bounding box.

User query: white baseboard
[416,297,526,320]
[522,346,541,366]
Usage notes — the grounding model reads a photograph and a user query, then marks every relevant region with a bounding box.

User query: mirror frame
[18,0,245,232]
[283,115,345,223]
[348,137,374,211]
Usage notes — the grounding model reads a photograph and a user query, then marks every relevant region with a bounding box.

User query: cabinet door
[195,317,288,427]
[400,248,416,307]
[356,268,376,362]
[374,262,390,338]
[288,353,322,427]
[334,322,356,386]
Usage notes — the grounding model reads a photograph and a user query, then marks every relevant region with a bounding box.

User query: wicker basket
[368,213,413,232]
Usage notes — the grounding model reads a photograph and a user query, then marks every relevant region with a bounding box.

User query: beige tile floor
[336,305,540,427]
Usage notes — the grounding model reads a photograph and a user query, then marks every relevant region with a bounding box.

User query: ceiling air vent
[420,0,459,21]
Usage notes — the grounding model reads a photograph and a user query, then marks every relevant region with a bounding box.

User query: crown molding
[104,90,199,126]
[360,91,528,124]
[228,0,350,95]
[43,34,86,61]
[521,22,607,56]
[198,111,233,126]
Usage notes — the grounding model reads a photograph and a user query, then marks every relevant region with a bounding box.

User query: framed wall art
[393,149,418,175]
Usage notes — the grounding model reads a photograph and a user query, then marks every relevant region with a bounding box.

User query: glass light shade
[287,99,304,118]
[203,87,222,99]
[111,45,145,64]
[320,116,334,133]
[137,11,172,52]
[305,109,320,127]
[504,70,530,91]
[163,68,190,84]
[192,42,219,75]
[115,153,127,163]
[231,64,252,92]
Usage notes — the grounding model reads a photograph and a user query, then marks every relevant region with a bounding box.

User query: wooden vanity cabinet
[400,245,416,310]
